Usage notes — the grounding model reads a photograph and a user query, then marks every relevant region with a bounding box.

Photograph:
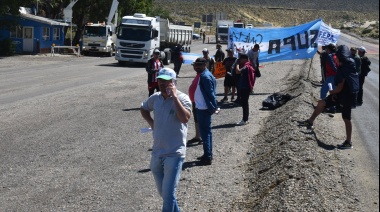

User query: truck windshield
[84,26,107,37]
[117,25,151,42]
[218,28,229,34]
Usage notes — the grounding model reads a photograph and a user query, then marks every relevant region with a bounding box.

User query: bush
[362,28,372,34]
[0,38,16,56]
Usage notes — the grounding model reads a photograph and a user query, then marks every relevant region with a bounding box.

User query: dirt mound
[231,67,359,210]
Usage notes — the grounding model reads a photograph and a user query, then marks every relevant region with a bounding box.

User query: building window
[53,28,60,40]
[10,26,23,38]
[42,27,50,40]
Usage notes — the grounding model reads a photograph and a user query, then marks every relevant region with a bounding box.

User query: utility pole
[63,0,78,46]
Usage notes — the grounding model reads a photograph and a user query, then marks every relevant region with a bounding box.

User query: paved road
[0,40,218,210]
[0,34,378,210]
[338,33,379,169]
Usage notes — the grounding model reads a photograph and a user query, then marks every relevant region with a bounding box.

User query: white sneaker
[237,120,248,126]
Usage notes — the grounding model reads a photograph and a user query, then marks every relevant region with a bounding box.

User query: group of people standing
[140,42,372,211]
[300,44,371,150]
[140,43,261,211]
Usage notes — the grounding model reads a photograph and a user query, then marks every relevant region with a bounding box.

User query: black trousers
[234,77,241,100]
[240,88,250,122]
[357,75,366,104]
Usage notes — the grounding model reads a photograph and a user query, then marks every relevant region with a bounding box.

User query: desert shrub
[0,38,16,56]
[362,28,372,34]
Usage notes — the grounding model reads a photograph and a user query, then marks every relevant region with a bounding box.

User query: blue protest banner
[228,19,322,63]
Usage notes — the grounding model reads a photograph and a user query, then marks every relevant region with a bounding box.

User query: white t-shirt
[194,79,208,110]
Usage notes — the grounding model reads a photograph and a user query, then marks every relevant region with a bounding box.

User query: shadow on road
[137,160,205,173]
[300,130,337,151]
[122,108,140,112]
[212,123,237,129]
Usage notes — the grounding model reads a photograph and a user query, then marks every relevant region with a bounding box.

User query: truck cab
[246,24,254,29]
[82,22,116,56]
[233,22,245,28]
[115,13,192,66]
[115,13,162,65]
[216,20,233,44]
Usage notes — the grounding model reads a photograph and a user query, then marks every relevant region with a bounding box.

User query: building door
[23,27,34,53]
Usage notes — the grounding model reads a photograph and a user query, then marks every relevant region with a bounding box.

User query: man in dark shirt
[298,45,359,150]
[145,49,164,96]
[214,44,225,62]
[221,48,237,102]
[356,46,372,106]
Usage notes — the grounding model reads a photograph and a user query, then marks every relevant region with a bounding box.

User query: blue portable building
[0,7,69,54]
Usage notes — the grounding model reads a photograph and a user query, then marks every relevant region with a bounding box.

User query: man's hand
[166,82,177,98]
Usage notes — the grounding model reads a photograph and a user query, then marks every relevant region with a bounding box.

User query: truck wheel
[118,60,126,66]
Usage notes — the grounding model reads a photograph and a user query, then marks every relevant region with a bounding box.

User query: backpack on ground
[262,93,293,110]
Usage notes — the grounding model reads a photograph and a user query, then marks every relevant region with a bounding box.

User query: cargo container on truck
[115,13,193,65]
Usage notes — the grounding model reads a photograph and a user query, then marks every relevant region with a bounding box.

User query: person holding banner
[317,45,328,83]
[299,45,359,150]
[235,54,255,126]
[221,48,237,102]
[320,43,338,100]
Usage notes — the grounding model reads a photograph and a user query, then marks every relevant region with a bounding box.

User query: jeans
[240,88,250,122]
[150,156,184,212]
[197,109,213,160]
[320,76,335,99]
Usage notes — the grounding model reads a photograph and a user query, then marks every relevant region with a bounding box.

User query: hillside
[154,0,379,38]
[157,0,379,13]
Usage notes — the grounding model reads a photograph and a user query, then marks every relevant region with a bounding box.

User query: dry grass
[153,1,379,38]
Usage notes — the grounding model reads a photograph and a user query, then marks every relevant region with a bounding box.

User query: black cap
[226,48,233,52]
[192,57,207,65]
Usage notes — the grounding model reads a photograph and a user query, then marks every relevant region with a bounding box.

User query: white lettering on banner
[318,21,341,46]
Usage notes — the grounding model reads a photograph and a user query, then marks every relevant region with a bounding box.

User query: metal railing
[51,45,81,57]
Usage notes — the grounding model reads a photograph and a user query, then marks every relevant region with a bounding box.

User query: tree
[71,0,154,46]
[1,0,155,45]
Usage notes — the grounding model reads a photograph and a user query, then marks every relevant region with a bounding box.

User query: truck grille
[121,55,142,59]
[88,43,101,47]
[120,50,144,55]
[119,42,145,48]
[119,49,143,59]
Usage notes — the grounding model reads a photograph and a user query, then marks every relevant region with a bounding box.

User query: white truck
[81,0,119,56]
[233,22,245,28]
[115,13,193,65]
[216,20,233,44]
